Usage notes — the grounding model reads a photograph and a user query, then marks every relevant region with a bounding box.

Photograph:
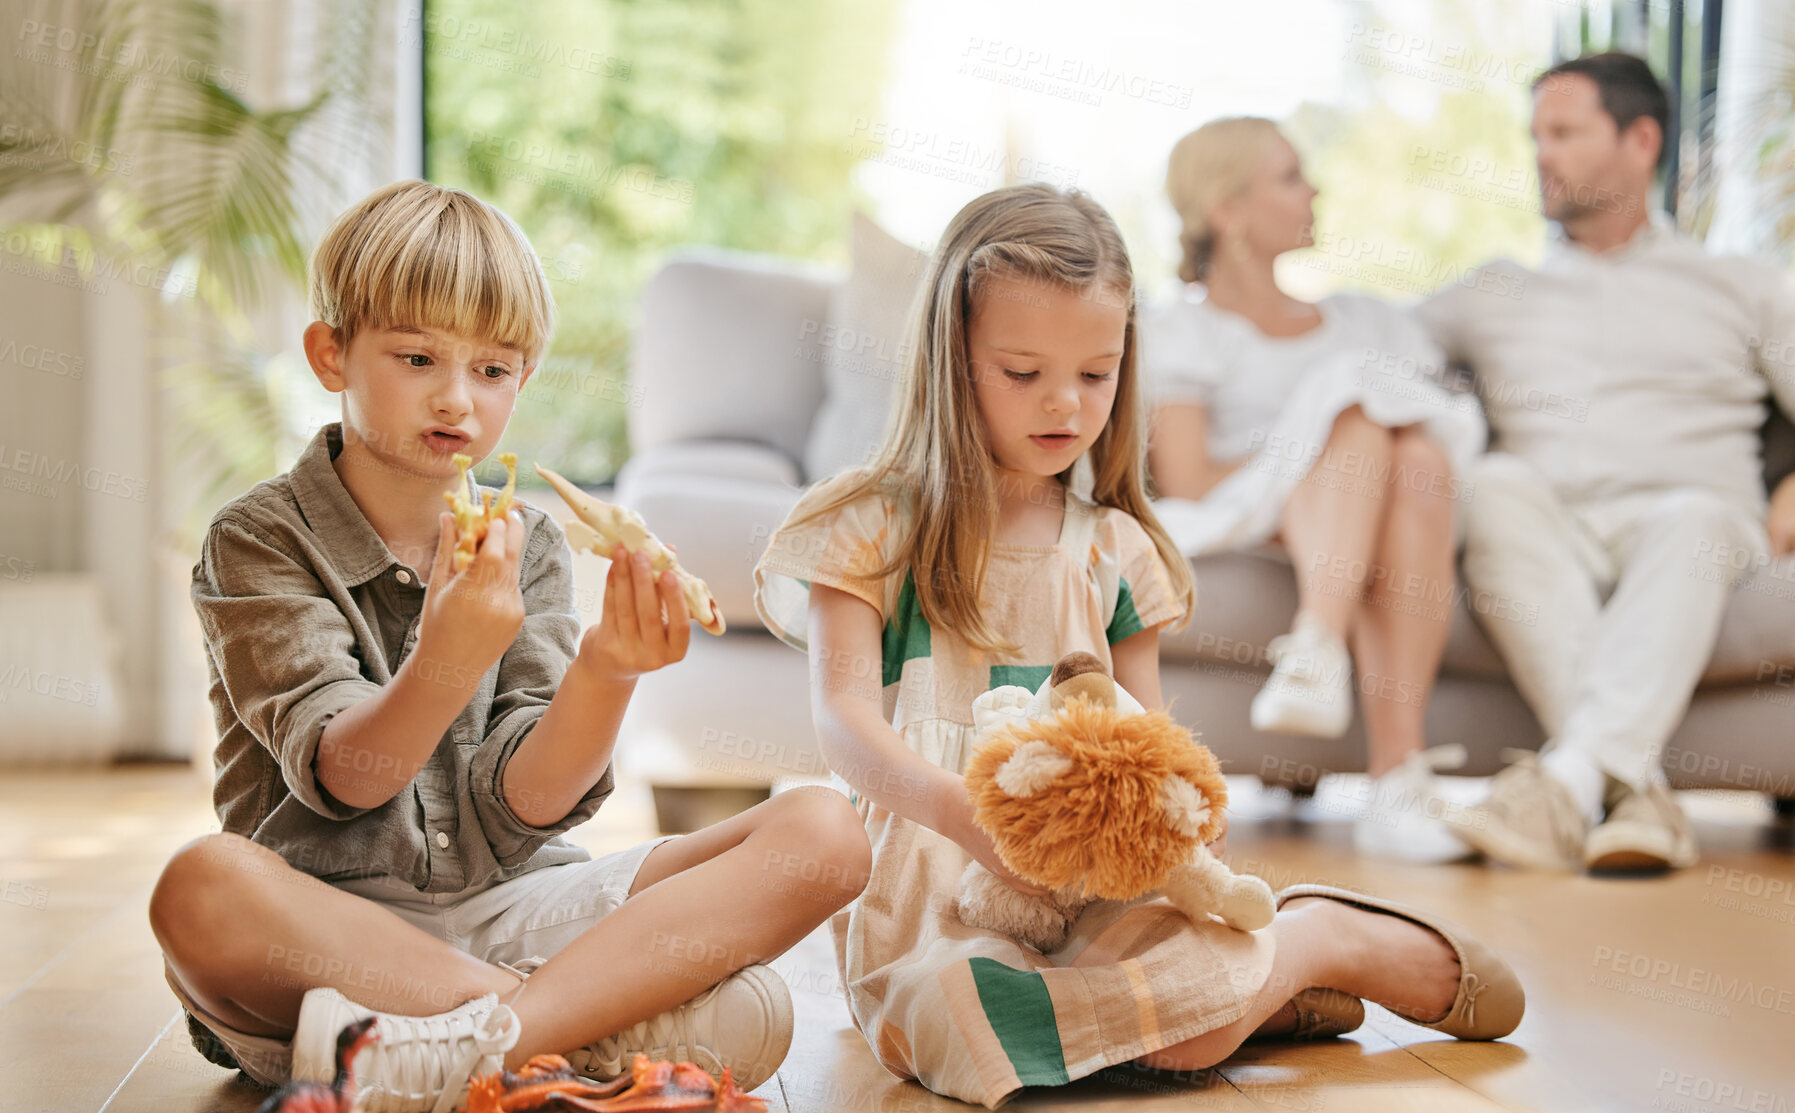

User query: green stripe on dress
[882,571,932,688]
[989,664,1052,692]
[966,957,1071,1086]
[1106,576,1144,643]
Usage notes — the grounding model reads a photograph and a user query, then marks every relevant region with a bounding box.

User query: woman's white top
[1139,289,1487,556]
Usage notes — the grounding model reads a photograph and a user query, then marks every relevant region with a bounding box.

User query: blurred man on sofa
[1419,52,1795,873]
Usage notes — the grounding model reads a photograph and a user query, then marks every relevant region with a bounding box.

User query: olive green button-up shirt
[191,422,612,893]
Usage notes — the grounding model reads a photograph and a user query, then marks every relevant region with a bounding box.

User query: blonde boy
[149,181,868,1112]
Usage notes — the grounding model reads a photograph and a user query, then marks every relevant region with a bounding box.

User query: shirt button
[396,569,412,584]
[435,831,449,849]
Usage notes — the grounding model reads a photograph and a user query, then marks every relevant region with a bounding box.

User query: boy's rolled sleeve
[470,518,614,862]
[192,514,379,821]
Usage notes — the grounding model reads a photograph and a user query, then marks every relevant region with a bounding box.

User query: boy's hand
[417,509,526,681]
[576,543,691,683]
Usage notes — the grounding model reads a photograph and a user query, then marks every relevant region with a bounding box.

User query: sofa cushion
[1160,547,1512,677]
[1707,554,1795,682]
[1762,406,1795,493]
[801,212,929,482]
[1161,545,1795,687]
[617,441,802,489]
[615,629,821,787]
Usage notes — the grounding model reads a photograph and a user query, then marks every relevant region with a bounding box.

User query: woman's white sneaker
[1353,745,1476,863]
[1251,612,1353,738]
[289,987,520,1113]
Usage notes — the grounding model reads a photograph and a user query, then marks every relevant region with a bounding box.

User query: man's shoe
[1353,745,1477,864]
[1585,779,1698,871]
[1251,612,1353,738]
[1440,751,1586,870]
[563,964,793,1092]
[290,988,520,1113]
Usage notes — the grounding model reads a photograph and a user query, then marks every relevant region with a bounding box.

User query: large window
[424,0,1580,479]
[1557,0,1726,222]
[847,0,1555,304]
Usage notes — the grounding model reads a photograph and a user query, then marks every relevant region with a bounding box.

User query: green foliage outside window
[424,0,898,487]
[1282,1,1550,303]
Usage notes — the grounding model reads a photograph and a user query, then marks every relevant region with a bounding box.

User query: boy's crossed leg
[150,785,870,1073]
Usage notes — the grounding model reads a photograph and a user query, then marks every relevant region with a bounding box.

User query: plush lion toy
[959,651,1276,952]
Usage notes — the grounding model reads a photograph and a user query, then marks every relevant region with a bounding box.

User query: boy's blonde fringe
[787,184,1195,659]
[309,179,555,362]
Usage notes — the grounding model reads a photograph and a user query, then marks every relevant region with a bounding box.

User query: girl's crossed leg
[1135,896,1460,1072]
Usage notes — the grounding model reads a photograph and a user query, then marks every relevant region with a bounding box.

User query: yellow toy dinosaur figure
[443,453,518,573]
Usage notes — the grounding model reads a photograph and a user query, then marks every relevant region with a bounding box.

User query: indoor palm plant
[0,0,378,532]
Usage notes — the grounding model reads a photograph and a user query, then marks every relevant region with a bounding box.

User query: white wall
[0,0,419,762]
[0,260,87,572]
[0,241,127,761]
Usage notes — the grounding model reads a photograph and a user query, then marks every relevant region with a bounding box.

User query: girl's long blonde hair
[791,183,1195,658]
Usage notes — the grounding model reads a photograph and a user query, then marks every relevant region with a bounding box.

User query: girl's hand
[576,543,691,683]
[942,781,1051,897]
[1206,810,1230,860]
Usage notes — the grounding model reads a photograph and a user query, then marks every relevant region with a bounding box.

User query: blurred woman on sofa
[1140,117,1486,862]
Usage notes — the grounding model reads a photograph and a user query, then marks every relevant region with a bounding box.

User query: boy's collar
[290,422,409,586]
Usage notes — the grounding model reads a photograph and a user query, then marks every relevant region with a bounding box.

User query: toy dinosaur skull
[534,464,726,635]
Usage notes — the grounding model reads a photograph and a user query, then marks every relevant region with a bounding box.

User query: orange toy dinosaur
[464,1052,766,1112]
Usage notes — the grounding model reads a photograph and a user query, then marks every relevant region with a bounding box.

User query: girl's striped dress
[754,471,1275,1108]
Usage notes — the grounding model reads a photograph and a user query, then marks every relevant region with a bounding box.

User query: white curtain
[1707,0,1795,260]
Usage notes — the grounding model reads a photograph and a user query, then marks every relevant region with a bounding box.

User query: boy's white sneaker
[1251,612,1353,738]
[290,987,520,1113]
[562,964,793,1092]
[1353,745,1476,863]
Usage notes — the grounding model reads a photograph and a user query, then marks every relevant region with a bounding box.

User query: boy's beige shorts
[166,835,674,1087]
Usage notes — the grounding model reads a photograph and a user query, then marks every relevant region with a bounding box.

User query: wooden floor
[4,766,1792,1113]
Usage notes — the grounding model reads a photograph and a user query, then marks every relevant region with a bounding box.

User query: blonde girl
[754,184,1520,1107]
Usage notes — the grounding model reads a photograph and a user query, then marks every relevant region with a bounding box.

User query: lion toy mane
[959,651,1276,951]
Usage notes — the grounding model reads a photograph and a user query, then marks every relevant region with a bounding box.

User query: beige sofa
[608,245,1795,823]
